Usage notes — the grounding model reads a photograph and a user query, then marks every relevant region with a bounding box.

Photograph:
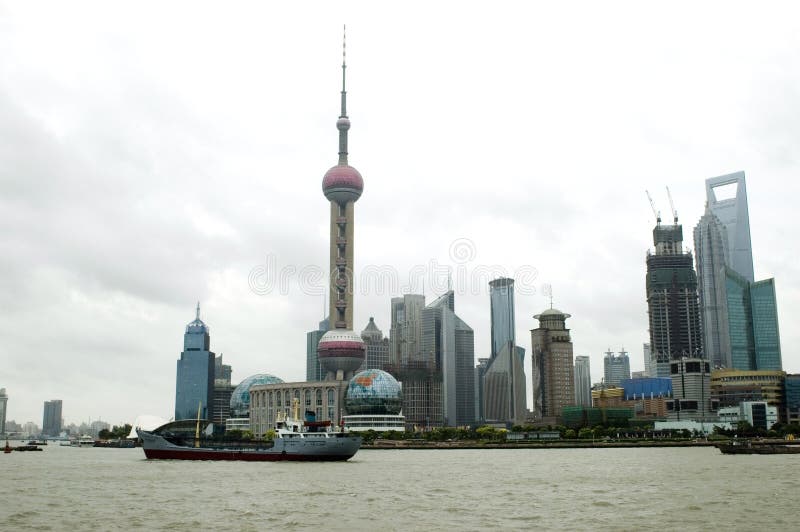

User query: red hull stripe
[142,449,353,461]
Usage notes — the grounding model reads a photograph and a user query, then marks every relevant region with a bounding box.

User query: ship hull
[137,430,360,462]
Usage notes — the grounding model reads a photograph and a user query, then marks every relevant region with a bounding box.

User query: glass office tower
[175,304,215,421]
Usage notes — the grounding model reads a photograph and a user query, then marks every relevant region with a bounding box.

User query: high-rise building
[695,172,781,370]
[42,399,62,437]
[643,343,655,377]
[306,317,330,381]
[315,40,366,382]
[574,356,592,407]
[0,388,7,435]
[489,278,516,359]
[360,317,390,371]
[474,357,490,422]
[603,349,631,386]
[725,271,783,371]
[390,294,426,366]
[646,217,703,375]
[531,308,574,421]
[175,303,215,421]
[420,291,475,427]
[484,342,527,425]
[785,374,800,424]
[704,172,754,282]
[211,354,234,426]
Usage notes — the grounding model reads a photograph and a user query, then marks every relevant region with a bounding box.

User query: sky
[1,1,799,426]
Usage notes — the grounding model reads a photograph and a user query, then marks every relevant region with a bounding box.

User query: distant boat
[70,435,95,448]
[137,399,360,461]
[716,439,800,455]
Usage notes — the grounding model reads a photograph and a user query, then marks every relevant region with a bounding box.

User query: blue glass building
[175,304,215,421]
[725,269,781,371]
[489,278,515,359]
[785,374,800,423]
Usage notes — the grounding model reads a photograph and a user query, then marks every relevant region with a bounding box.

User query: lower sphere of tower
[317,329,366,375]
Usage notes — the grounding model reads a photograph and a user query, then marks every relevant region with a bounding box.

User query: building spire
[337,24,350,165]
[196,301,201,320]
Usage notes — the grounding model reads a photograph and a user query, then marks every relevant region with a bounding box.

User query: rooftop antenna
[645,190,661,226]
[665,186,678,224]
[196,301,200,320]
[448,270,453,292]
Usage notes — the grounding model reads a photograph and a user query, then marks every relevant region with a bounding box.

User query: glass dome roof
[230,373,284,417]
[345,369,403,415]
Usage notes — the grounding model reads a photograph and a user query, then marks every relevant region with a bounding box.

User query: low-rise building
[717,401,778,430]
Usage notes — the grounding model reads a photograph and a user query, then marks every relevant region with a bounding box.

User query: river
[3,444,794,530]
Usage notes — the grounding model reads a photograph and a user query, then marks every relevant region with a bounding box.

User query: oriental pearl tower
[317,28,366,381]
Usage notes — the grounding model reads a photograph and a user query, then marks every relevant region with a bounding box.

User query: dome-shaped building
[342,369,405,432]
[230,374,284,418]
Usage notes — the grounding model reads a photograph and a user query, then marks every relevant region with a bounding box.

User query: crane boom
[666,186,678,223]
[645,190,661,224]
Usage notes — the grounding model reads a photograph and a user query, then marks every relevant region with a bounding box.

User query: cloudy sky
[2,1,798,426]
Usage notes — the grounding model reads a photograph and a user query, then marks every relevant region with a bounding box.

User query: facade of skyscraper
[359,317,390,371]
[211,354,234,426]
[531,308,574,421]
[420,292,476,427]
[42,399,62,437]
[389,294,425,366]
[0,388,7,435]
[694,171,781,371]
[474,357,490,422]
[705,172,754,282]
[175,304,215,421]
[315,43,366,382]
[489,278,516,359]
[484,342,527,425]
[574,356,592,407]
[306,317,330,381]
[603,349,631,386]
[646,220,704,375]
[643,343,659,377]
[785,374,800,424]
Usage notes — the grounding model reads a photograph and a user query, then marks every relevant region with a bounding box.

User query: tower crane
[666,186,678,223]
[645,190,661,225]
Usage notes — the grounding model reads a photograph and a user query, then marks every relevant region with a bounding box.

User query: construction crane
[665,186,678,223]
[645,190,661,225]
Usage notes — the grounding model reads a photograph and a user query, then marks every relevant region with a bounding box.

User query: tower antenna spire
[337,24,350,165]
[196,301,200,320]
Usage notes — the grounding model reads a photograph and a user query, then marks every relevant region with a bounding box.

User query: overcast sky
[2,1,798,426]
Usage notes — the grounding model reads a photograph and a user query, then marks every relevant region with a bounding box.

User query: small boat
[27,440,47,446]
[13,445,43,451]
[70,435,95,448]
[716,439,800,455]
[3,440,11,454]
[137,399,361,461]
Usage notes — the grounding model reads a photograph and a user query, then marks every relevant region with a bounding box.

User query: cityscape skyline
[2,5,799,425]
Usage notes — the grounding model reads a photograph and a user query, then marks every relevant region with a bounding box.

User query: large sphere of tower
[317,329,366,377]
[322,164,363,204]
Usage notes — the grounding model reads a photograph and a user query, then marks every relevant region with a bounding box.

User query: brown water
[2,444,795,530]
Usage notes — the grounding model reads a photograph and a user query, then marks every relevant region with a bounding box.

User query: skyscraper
[574,356,591,407]
[42,399,62,437]
[646,218,703,373]
[360,317,390,371]
[705,172,754,282]
[489,278,516,359]
[420,291,475,426]
[694,172,781,370]
[0,388,7,435]
[603,349,631,386]
[306,317,330,381]
[389,294,425,366]
[175,303,215,420]
[643,343,654,377]
[531,308,574,420]
[211,354,234,426]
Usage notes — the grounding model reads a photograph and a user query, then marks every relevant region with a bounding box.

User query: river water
[2,444,795,530]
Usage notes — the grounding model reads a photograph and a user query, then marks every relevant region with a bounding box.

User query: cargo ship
[137,400,360,461]
[716,439,800,455]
